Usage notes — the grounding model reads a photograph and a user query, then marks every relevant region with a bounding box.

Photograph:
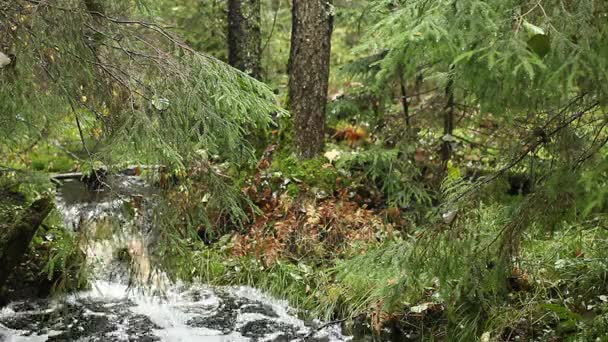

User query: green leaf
[523,21,545,36]
[151,96,170,111]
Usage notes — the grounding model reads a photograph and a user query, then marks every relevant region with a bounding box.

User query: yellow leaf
[91,127,102,138]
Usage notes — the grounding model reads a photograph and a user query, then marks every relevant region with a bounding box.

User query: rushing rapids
[0,176,349,342]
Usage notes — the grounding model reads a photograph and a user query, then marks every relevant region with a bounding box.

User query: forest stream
[0,177,349,342]
[3,1,608,340]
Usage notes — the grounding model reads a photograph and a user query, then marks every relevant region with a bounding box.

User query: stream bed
[0,176,350,342]
[0,281,345,341]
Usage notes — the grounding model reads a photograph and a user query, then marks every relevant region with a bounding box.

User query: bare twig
[302,318,347,341]
[260,0,280,56]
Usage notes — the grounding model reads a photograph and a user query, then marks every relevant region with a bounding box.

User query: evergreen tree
[288,0,334,158]
[0,0,281,223]
[355,0,608,296]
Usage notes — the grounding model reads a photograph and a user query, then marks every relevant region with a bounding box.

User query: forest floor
[156,133,608,341]
[2,98,608,341]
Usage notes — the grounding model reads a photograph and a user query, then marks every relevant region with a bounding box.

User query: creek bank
[0,190,56,306]
[1,175,351,341]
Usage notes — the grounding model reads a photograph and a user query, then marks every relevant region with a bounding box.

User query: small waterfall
[0,176,349,342]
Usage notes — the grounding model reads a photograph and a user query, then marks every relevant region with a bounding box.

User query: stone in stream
[238,319,299,340]
[240,303,280,318]
[186,293,282,335]
[0,298,161,342]
[186,295,239,333]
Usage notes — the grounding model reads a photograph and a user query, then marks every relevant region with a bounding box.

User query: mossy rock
[270,154,338,194]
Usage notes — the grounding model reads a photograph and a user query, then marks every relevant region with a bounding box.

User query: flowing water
[0,176,350,342]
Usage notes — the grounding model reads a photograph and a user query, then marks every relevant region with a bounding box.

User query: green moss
[285,183,300,198]
[270,154,338,193]
[30,149,77,172]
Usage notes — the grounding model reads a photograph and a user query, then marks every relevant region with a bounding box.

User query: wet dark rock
[187,296,238,333]
[306,336,330,342]
[125,315,162,341]
[46,314,113,341]
[239,319,299,339]
[271,333,290,342]
[1,308,56,332]
[240,303,280,317]
[0,299,164,342]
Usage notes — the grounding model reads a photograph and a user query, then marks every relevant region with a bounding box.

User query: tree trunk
[228,0,262,79]
[398,64,410,131]
[0,197,54,292]
[288,0,333,159]
[441,65,455,163]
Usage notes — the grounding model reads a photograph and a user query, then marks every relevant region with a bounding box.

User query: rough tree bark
[0,197,54,292]
[288,0,334,159]
[228,0,262,79]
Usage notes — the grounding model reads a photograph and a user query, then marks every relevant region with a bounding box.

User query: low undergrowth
[158,202,608,341]
[151,146,608,341]
[0,174,89,301]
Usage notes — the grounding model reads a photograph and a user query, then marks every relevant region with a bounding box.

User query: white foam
[0,178,351,341]
[0,324,49,342]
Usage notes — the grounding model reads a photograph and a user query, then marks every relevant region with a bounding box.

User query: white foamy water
[0,177,350,342]
[1,280,346,341]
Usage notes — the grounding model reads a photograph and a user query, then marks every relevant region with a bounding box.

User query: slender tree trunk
[441,65,455,163]
[288,0,334,159]
[228,0,262,79]
[398,64,410,131]
[414,73,424,103]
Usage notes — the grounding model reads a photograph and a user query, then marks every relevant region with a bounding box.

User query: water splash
[0,176,350,342]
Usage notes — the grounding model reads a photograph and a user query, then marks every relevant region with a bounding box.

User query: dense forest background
[1,0,608,340]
